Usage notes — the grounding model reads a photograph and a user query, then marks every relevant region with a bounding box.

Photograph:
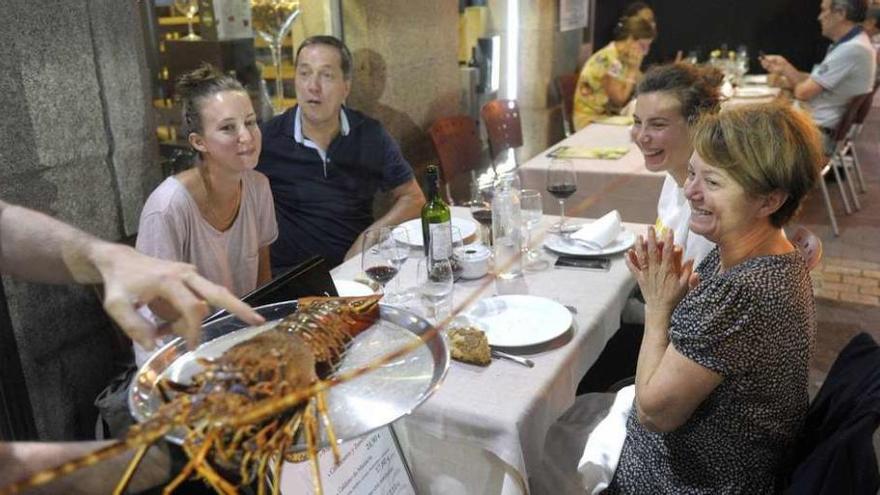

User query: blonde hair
[692,101,823,227]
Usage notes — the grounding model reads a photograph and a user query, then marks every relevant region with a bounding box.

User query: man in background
[761,0,876,151]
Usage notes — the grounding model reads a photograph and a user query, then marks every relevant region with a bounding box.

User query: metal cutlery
[491,349,534,368]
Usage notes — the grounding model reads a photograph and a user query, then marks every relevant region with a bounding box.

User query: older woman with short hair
[607,101,823,493]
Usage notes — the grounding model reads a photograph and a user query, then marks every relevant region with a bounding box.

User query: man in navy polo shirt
[258,35,425,273]
[760,0,876,152]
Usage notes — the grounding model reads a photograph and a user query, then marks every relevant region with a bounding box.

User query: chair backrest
[480,99,524,161]
[832,92,872,142]
[790,226,823,271]
[428,115,484,190]
[853,84,877,126]
[555,73,578,137]
[785,332,880,493]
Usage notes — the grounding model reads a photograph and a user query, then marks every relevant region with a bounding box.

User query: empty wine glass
[386,226,413,304]
[416,257,454,324]
[361,227,402,295]
[173,0,201,41]
[251,0,301,112]
[449,225,465,281]
[546,158,577,233]
[520,189,547,270]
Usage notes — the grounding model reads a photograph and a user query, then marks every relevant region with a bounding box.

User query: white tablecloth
[331,208,648,494]
[520,123,665,225]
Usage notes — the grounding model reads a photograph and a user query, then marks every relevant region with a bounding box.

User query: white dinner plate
[543,228,636,257]
[393,217,478,248]
[742,74,768,85]
[334,279,379,297]
[734,86,779,98]
[458,295,573,348]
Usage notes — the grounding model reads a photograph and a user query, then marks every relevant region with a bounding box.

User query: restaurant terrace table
[519,80,785,227]
[519,123,664,225]
[330,207,649,494]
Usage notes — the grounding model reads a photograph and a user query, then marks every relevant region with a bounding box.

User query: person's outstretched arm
[0,200,264,348]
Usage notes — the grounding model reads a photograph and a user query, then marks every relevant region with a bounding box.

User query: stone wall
[342,0,461,178]
[487,0,583,161]
[0,0,160,440]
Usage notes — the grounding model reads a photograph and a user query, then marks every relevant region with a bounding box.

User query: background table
[520,123,665,225]
[331,208,648,494]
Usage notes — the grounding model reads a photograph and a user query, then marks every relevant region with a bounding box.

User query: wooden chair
[555,73,578,137]
[841,85,877,193]
[816,92,870,235]
[830,92,870,212]
[790,226,823,272]
[480,99,524,164]
[428,115,484,204]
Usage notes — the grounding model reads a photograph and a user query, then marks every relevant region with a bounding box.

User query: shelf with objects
[146,1,304,176]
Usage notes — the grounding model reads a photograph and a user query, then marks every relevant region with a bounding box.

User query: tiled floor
[797,97,880,461]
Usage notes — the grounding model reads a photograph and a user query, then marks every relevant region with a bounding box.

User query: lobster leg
[190,455,238,495]
[315,389,341,464]
[303,400,325,495]
[270,435,290,495]
[112,444,150,495]
[163,431,216,494]
[257,452,272,495]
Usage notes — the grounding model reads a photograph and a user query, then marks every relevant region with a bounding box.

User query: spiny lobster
[0,294,383,495]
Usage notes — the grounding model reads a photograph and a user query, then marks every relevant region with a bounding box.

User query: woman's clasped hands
[625,227,700,313]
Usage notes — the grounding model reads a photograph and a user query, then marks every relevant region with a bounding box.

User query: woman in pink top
[134,65,278,362]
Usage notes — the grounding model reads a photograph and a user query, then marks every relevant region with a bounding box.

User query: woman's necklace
[199,168,242,231]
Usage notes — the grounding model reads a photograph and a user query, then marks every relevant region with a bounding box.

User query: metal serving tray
[129,301,448,449]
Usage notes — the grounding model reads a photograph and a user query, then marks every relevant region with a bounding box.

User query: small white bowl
[454,243,492,279]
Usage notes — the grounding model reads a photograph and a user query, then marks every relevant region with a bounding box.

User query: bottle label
[428,222,452,260]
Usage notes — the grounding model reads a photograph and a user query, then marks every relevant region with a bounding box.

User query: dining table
[518,75,785,228]
[329,207,649,494]
[519,122,665,226]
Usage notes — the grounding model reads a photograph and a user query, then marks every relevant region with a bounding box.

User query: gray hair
[831,0,868,23]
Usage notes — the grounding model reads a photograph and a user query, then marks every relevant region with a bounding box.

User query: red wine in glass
[471,208,493,226]
[546,158,577,231]
[364,265,399,286]
[546,184,577,199]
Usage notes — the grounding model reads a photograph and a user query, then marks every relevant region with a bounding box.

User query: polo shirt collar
[829,25,864,52]
[293,106,350,145]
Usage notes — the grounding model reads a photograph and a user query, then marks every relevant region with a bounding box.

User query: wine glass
[546,159,577,233]
[251,0,301,112]
[386,226,413,304]
[173,0,201,41]
[416,257,454,324]
[361,227,401,294]
[469,183,494,246]
[520,189,547,270]
[449,226,465,281]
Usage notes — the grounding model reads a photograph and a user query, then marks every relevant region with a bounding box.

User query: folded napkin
[549,145,629,160]
[570,210,622,250]
[577,385,635,493]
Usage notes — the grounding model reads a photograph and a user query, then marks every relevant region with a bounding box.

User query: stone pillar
[0,0,160,440]
[487,0,583,161]
[342,0,461,176]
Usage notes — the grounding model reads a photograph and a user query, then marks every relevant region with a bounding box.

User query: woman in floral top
[573,16,656,131]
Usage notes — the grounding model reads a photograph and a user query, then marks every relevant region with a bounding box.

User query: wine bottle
[421,165,452,257]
